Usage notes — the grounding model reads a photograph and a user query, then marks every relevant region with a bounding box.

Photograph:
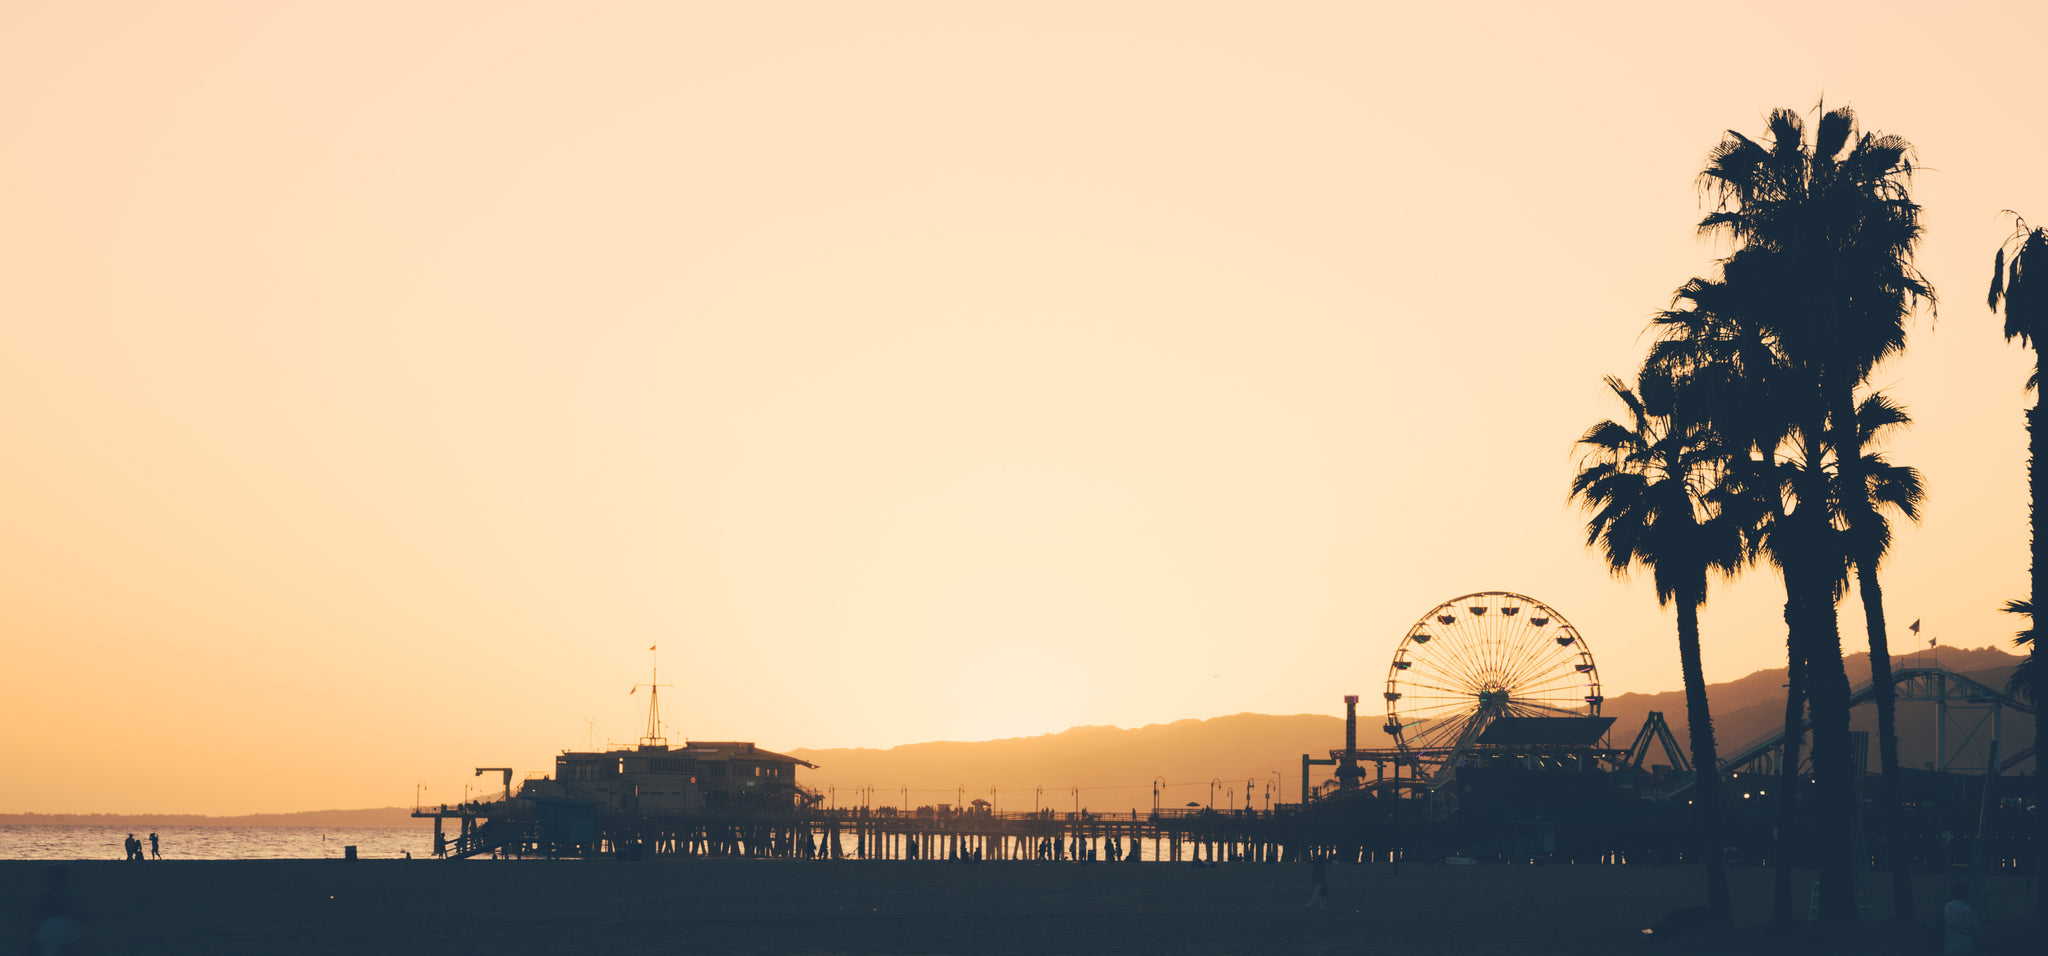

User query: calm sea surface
[0,825,431,861]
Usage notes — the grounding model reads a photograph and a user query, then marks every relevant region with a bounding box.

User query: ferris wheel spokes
[1383,591,1603,779]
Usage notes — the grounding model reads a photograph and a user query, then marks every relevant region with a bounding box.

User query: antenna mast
[632,644,674,749]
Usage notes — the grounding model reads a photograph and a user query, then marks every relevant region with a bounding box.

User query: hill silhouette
[1602,645,2033,774]
[789,714,1344,810]
[791,645,2033,803]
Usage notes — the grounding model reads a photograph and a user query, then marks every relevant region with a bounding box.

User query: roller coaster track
[1668,667,2035,797]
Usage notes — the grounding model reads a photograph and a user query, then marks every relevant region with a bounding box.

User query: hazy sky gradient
[3,1,2042,814]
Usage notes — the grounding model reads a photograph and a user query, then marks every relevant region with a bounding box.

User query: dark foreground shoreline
[3,859,2030,955]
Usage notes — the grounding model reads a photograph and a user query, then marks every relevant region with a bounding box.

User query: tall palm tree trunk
[1675,593,1731,920]
[2032,388,2047,921]
[1854,560,1911,921]
[1805,603,1858,924]
[1833,371,1914,922]
[1773,627,1807,925]
[1788,477,1858,924]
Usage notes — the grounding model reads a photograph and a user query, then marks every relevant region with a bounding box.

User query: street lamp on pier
[1071,786,1079,814]
[415,782,427,812]
[1152,776,1166,812]
[1271,771,1282,808]
[1209,778,1220,809]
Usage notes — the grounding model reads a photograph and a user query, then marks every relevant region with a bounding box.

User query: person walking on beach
[1943,880,1981,954]
[1303,858,1329,911]
[148,833,159,860]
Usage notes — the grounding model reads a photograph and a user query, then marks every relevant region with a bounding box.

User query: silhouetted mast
[632,644,673,749]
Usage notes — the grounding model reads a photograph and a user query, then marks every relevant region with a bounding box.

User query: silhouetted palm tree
[1645,270,1821,923]
[1697,105,1931,923]
[1989,214,2047,920]
[1708,402,1846,924]
[1838,390,1926,920]
[2000,599,2033,702]
[1573,374,1741,922]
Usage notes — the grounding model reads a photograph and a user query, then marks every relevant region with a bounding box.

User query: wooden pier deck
[415,802,1425,864]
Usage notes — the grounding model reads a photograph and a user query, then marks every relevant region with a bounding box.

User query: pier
[412,802,1412,864]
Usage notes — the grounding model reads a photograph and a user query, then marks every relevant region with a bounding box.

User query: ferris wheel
[1383,592,1602,777]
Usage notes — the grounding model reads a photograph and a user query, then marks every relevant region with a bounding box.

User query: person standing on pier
[148,833,159,860]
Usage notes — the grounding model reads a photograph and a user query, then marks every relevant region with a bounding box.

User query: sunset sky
[3,1,2043,815]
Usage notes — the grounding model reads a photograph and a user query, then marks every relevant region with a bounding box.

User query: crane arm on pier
[475,767,513,801]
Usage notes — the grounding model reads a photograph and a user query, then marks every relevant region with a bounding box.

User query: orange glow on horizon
[0,1,2040,815]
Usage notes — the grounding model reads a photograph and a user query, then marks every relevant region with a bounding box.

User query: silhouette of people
[27,866,81,955]
[148,833,159,860]
[1943,880,1981,954]
[1303,859,1329,911]
[122,834,141,861]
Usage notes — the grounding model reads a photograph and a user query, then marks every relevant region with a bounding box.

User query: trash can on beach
[344,846,357,861]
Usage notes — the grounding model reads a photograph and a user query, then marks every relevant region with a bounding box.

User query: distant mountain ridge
[790,713,1346,809]
[792,645,2033,802]
[1601,645,2033,773]
[26,648,2027,820]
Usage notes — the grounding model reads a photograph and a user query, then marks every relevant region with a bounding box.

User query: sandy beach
[4,858,2033,955]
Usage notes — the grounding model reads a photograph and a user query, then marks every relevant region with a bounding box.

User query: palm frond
[2001,599,2034,702]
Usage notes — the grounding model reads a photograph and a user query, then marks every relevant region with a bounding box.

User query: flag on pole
[629,686,637,695]
[1909,619,1921,634]
[650,644,657,651]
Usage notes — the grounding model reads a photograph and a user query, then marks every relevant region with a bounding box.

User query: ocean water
[0,825,431,861]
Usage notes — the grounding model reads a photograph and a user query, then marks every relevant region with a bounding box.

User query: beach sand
[3,858,2031,954]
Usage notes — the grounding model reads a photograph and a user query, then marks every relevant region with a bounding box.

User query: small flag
[649,644,657,651]
[1929,637,1936,648]
[629,686,637,695]
[1909,619,1921,634]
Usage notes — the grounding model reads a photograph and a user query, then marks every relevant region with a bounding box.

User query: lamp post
[900,786,908,811]
[1152,776,1166,812]
[415,782,427,813]
[828,786,836,810]
[1071,786,1079,814]
[1210,778,1220,809]
[1271,770,1282,808]
[1035,786,1042,814]
[989,786,997,814]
